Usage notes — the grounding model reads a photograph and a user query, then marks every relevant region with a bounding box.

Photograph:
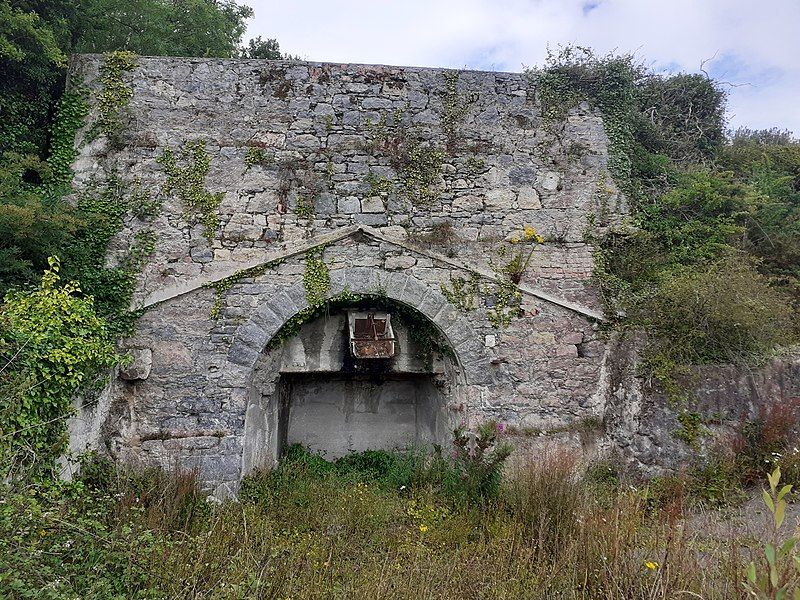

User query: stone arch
[222,266,492,391]
[221,266,493,476]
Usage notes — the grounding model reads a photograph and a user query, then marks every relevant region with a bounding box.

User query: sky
[245,0,800,136]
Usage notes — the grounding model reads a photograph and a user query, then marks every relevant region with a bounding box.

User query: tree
[241,35,283,59]
[74,0,254,58]
[0,0,263,295]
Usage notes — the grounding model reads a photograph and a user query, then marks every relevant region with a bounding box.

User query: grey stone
[337,196,361,214]
[385,255,416,270]
[361,196,385,213]
[120,348,153,381]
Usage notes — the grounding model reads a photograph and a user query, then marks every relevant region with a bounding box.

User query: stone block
[452,195,483,212]
[227,341,258,367]
[361,196,385,213]
[398,277,430,308]
[385,255,416,270]
[120,348,153,381]
[337,196,361,214]
[354,213,388,226]
[237,322,268,351]
[361,97,393,110]
[517,187,542,209]
[536,171,561,192]
[484,189,514,209]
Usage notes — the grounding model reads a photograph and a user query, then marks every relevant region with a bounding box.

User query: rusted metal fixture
[347,311,396,358]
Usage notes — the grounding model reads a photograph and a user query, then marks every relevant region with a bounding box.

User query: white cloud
[246,0,800,134]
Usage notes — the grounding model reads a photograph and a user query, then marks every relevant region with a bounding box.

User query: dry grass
[0,448,765,599]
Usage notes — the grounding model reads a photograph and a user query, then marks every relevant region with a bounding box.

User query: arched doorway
[242,295,462,469]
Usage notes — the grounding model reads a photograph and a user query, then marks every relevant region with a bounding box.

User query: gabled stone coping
[137,225,606,321]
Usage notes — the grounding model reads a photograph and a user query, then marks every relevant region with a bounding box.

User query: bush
[0,257,120,481]
[641,256,796,367]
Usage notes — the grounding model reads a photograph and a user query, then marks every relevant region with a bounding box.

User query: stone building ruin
[65,55,798,499]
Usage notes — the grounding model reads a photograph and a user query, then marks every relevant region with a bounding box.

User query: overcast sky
[245,0,799,136]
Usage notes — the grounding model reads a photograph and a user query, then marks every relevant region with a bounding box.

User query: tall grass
[0,447,759,599]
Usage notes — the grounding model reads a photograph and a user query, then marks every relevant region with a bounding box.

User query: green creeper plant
[303,246,330,307]
[93,51,137,145]
[441,273,480,312]
[158,139,223,242]
[47,87,89,190]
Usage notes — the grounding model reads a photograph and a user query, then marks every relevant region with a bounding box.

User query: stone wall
[66,55,628,496]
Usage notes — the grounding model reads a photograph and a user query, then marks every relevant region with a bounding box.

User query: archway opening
[244,295,461,468]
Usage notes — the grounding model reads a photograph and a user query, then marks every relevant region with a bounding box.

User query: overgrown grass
[1,445,777,599]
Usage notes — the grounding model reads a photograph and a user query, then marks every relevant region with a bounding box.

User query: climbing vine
[266,289,452,360]
[47,87,89,189]
[295,192,315,222]
[158,139,223,242]
[69,175,159,336]
[365,170,394,196]
[92,51,138,146]
[122,229,157,272]
[129,181,162,220]
[303,246,330,307]
[486,279,523,329]
[366,112,445,206]
[441,71,471,153]
[205,259,284,319]
[400,142,446,205]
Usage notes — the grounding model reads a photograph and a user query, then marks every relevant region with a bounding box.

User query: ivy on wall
[158,139,223,242]
[366,112,446,207]
[47,87,89,190]
[265,288,453,360]
[69,176,159,337]
[303,246,330,307]
[92,51,138,146]
[441,273,480,312]
[205,260,284,319]
[441,71,472,153]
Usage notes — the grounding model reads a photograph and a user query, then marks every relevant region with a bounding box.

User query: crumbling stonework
[65,55,633,496]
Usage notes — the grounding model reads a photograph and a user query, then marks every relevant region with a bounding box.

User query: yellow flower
[419,524,429,533]
[523,226,544,243]
[644,560,659,570]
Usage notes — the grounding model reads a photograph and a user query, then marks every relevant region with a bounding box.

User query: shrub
[640,255,796,368]
[0,257,120,481]
[731,397,800,486]
[449,420,513,503]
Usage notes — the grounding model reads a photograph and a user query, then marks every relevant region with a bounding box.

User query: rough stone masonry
[64,55,796,499]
